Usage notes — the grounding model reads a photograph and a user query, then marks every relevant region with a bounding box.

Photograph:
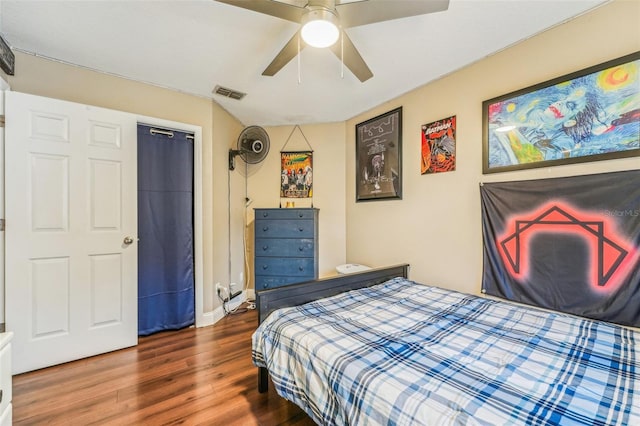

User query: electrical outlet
[229,282,241,300]
[216,283,229,302]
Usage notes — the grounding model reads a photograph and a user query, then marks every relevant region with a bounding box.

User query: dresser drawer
[255,257,315,277]
[255,219,315,238]
[253,208,318,293]
[255,238,315,257]
[255,209,315,220]
[255,275,312,291]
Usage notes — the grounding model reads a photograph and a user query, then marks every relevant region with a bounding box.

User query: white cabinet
[0,332,12,426]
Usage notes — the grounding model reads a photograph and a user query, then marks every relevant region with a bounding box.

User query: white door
[5,91,138,374]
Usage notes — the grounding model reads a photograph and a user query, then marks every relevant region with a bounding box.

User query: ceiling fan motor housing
[216,0,449,82]
[301,6,340,48]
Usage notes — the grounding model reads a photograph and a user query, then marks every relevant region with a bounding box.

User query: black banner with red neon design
[481,170,640,326]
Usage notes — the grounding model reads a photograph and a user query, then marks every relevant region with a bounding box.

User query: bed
[252,265,640,425]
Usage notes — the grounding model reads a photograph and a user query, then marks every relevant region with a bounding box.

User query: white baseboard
[200,290,249,327]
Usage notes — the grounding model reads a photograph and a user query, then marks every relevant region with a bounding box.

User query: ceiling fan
[215,0,450,82]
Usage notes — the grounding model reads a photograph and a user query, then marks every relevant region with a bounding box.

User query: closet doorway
[137,124,195,336]
[4,91,204,373]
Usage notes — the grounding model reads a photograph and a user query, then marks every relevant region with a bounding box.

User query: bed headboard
[257,264,410,323]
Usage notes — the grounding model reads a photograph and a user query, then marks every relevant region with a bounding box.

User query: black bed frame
[256,263,410,392]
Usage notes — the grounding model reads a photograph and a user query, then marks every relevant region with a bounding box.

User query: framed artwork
[281,151,313,198]
[421,115,456,174]
[356,107,402,202]
[482,51,640,174]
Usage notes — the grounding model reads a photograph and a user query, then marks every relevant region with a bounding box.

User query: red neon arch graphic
[498,202,636,291]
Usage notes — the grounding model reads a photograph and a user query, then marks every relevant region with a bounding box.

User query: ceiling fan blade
[270,0,309,7]
[263,30,306,76]
[337,0,450,28]
[328,32,373,82]
[215,0,305,23]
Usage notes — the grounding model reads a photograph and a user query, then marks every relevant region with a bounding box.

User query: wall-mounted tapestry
[281,151,313,198]
[482,51,639,174]
[480,170,640,327]
[421,115,456,174]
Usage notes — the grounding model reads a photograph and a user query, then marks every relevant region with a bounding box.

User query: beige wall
[247,123,347,278]
[0,50,344,324]
[5,52,244,315]
[1,0,638,319]
[345,0,640,295]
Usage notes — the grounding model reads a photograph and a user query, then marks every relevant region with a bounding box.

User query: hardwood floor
[12,308,316,425]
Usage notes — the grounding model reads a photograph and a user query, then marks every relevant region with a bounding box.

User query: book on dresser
[254,208,319,292]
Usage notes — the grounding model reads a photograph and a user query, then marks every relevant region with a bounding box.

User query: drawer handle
[263,226,269,232]
[262,212,269,217]
[264,283,269,288]
[298,213,304,218]
[299,227,304,232]
[298,246,304,251]
[262,246,269,251]
[262,265,269,270]
[299,266,304,271]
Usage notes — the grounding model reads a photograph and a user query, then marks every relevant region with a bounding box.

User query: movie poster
[421,115,456,174]
[281,151,312,198]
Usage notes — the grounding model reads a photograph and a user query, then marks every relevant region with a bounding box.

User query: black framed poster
[482,51,639,174]
[356,107,402,202]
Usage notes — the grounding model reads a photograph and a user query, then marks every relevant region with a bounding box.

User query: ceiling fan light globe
[301,8,340,48]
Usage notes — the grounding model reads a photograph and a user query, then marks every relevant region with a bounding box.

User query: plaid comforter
[252,278,640,425]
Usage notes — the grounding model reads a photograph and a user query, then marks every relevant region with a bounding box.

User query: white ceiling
[0,0,609,127]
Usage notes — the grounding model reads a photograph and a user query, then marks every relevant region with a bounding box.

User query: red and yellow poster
[281,151,313,198]
[421,115,456,174]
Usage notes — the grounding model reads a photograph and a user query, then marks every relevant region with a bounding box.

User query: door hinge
[0,219,4,231]
[0,114,4,128]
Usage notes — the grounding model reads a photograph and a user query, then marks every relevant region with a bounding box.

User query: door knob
[123,236,135,245]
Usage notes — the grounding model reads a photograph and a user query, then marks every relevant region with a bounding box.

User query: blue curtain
[137,124,195,336]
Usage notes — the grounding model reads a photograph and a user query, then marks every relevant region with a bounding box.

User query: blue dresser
[254,208,319,291]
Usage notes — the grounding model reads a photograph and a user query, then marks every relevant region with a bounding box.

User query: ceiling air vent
[213,85,246,101]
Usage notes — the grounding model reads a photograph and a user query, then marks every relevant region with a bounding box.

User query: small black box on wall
[0,33,15,75]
